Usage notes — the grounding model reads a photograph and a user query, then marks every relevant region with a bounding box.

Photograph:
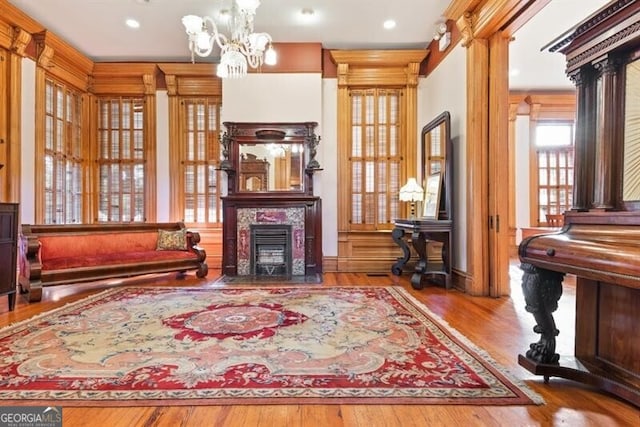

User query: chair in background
[546,213,564,228]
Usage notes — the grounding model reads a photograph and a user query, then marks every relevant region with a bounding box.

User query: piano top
[519,211,640,289]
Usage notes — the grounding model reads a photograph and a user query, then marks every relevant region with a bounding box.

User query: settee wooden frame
[18,222,208,303]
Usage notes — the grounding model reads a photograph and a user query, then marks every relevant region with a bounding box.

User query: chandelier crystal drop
[182,0,277,79]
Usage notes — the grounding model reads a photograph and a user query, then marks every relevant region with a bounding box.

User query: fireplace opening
[250,224,292,276]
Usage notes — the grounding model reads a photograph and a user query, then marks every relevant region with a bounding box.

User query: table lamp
[399,177,424,219]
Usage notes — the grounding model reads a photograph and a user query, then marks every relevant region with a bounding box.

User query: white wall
[222,73,322,122]
[418,45,468,271]
[515,114,531,243]
[20,59,36,224]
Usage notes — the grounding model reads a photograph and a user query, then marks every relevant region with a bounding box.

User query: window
[535,122,574,224]
[181,97,223,224]
[96,97,146,222]
[349,88,403,230]
[43,78,83,224]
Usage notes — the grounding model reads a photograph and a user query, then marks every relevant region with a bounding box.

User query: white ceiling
[8,0,611,90]
[509,0,610,91]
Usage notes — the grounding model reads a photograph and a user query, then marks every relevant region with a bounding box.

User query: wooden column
[0,27,29,203]
[569,68,596,211]
[457,11,491,295]
[593,57,621,210]
[488,31,511,296]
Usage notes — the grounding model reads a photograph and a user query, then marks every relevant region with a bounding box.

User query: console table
[391,218,452,290]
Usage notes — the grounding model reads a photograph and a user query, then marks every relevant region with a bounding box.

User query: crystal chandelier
[182,0,277,79]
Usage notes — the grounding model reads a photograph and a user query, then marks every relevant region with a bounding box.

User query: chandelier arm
[202,16,228,49]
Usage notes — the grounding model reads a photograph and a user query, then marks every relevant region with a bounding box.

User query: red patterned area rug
[0,286,543,406]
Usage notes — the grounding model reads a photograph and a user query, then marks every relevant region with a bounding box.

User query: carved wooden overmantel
[220,122,323,279]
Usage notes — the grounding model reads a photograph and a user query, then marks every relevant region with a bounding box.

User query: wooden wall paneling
[33,66,46,223]
[0,47,7,201]
[90,65,159,222]
[157,64,221,96]
[525,92,576,120]
[0,0,45,39]
[164,74,182,222]
[520,92,577,226]
[334,63,350,232]
[336,231,402,273]
[158,64,223,261]
[33,31,92,92]
[144,75,157,222]
[85,93,96,223]
[91,63,158,94]
[0,47,9,202]
[330,50,427,273]
[462,35,490,296]
[446,0,552,39]
[6,33,27,203]
[508,101,519,255]
[449,0,555,296]
[528,103,541,225]
[488,31,510,296]
[0,27,30,202]
[190,228,222,272]
[0,19,13,49]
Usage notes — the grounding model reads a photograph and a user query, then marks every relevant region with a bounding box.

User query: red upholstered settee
[18,222,208,303]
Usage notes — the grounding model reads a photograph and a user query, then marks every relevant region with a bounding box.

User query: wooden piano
[518,0,640,407]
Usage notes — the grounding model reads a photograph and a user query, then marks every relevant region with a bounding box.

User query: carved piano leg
[520,263,565,364]
[391,228,410,276]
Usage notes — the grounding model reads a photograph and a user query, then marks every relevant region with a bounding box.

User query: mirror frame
[220,122,321,197]
[421,111,452,221]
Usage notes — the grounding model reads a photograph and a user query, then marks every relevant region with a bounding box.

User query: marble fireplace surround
[237,207,305,276]
[221,194,323,279]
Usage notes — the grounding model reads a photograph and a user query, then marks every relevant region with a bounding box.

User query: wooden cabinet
[518,0,640,407]
[0,203,18,311]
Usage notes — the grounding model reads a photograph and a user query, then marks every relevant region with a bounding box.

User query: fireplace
[251,224,292,276]
[219,122,323,281]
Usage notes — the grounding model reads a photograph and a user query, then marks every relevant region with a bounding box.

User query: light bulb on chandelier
[182,0,277,79]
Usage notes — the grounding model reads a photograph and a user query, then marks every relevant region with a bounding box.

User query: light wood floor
[1,267,638,427]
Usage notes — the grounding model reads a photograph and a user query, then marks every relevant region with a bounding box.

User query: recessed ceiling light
[126,18,140,29]
[383,19,396,30]
[298,8,316,24]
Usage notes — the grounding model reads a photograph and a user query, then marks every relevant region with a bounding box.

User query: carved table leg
[391,228,410,276]
[410,231,428,289]
[520,263,565,364]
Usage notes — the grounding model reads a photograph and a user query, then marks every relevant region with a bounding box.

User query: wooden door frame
[446,0,551,296]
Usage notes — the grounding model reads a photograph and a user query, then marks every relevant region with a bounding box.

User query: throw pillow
[157,229,187,251]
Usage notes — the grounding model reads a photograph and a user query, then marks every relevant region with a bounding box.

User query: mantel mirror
[220,122,321,196]
[239,142,305,192]
[421,111,452,221]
